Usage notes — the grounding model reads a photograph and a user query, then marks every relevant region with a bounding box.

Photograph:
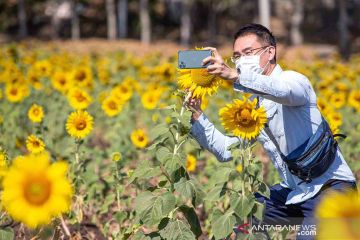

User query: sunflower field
[0,42,360,240]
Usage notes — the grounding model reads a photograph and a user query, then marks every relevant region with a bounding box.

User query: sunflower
[141,91,161,110]
[317,97,331,115]
[329,92,346,109]
[236,164,243,173]
[186,154,197,172]
[70,66,93,89]
[67,87,92,110]
[51,71,71,93]
[315,190,360,240]
[28,104,44,123]
[5,84,28,103]
[26,68,43,90]
[111,83,133,102]
[348,89,360,112]
[219,96,267,140]
[130,129,149,148]
[26,135,45,154]
[101,96,123,117]
[66,110,94,139]
[1,152,73,228]
[178,68,223,98]
[326,111,342,129]
[112,152,122,162]
[34,60,53,77]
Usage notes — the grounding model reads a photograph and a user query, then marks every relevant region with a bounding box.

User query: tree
[290,0,304,45]
[180,0,192,46]
[140,0,151,44]
[258,0,270,29]
[106,0,117,40]
[17,0,27,38]
[339,0,350,60]
[71,0,80,39]
[117,0,128,38]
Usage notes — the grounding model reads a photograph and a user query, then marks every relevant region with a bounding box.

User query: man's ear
[268,46,276,62]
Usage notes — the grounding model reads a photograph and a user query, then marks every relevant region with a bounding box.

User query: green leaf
[211,209,236,239]
[132,231,151,240]
[174,177,196,200]
[208,166,234,185]
[205,183,227,202]
[178,205,202,237]
[156,146,172,163]
[114,211,128,223]
[246,162,261,177]
[135,191,176,227]
[188,137,202,150]
[150,124,169,139]
[147,136,169,150]
[0,228,14,240]
[257,182,270,199]
[253,202,265,221]
[228,141,241,151]
[164,154,182,173]
[230,194,256,218]
[128,162,161,183]
[159,219,195,240]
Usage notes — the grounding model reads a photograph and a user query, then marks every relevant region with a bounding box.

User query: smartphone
[178,50,212,69]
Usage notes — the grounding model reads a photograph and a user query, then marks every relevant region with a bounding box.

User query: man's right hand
[202,47,238,82]
[187,97,202,121]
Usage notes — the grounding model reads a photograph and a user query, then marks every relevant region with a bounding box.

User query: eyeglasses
[230,46,269,63]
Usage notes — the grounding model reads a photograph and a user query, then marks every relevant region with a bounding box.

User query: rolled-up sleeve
[234,68,311,106]
[190,113,241,162]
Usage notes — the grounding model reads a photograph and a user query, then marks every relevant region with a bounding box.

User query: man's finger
[203,47,218,57]
[202,56,216,66]
[207,63,221,71]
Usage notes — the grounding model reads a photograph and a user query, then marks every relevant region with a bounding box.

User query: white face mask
[235,47,269,74]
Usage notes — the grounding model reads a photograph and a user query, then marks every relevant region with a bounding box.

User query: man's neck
[264,63,277,76]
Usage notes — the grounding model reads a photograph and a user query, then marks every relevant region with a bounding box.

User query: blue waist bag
[264,118,345,184]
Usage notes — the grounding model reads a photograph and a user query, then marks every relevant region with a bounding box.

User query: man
[188,23,357,239]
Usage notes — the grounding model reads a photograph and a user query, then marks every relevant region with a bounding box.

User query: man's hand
[202,47,238,82]
[187,97,202,121]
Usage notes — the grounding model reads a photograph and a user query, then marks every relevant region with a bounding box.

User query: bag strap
[263,123,287,161]
[256,97,287,160]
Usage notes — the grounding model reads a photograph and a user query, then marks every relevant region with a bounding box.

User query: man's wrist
[228,69,239,82]
[191,111,202,122]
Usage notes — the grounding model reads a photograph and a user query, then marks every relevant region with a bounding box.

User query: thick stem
[173,92,192,154]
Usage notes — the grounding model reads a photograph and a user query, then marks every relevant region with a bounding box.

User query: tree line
[1,0,360,58]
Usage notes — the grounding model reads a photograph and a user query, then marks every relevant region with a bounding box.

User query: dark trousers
[254,179,357,240]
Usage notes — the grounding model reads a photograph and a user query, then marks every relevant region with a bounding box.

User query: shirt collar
[270,64,283,77]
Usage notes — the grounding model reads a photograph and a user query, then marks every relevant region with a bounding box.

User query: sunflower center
[191,69,215,87]
[120,86,128,93]
[75,119,87,130]
[108,101,117,110]
[75,93,86,102]
[32,140,40,147]
[10,88,18,95]
[138,136,144,142]
[23,177,51,206]
[354,95,360,102]
[75,71,86,81]
[33,109,39,115]
[58,78,66,85]
[235,108,254,127]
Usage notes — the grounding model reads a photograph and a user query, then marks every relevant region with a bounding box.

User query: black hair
[234,23,276,48]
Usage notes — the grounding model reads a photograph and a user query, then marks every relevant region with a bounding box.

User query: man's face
[233,34,275,74]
